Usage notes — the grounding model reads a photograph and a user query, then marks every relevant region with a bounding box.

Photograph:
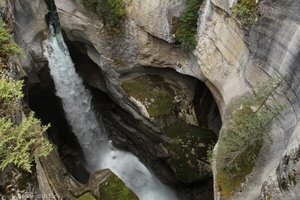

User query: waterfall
[198,0,212,35]
[43,28,177,200]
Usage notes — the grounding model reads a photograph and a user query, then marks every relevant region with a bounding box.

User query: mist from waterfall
[43,28,178,200]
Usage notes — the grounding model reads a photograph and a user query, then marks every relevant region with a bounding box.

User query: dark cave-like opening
[194,81,222,135]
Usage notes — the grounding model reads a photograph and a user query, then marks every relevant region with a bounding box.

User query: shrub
[83,0,125,29]
[215,78,284,198]
[176,0,203,49]
[0,113,52,172]
[0,77,53,172]
[232,0,258,25]
[0,20,21,60]
[0,21,53,173]
[0,77,23,102]
[0,77,23,118]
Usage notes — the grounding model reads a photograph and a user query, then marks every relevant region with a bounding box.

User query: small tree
[0,113,52,172]
[215,78,284,198]
[83,0,125,29]
[176,0,203,49]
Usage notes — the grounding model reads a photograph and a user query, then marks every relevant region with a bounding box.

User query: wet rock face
[45,0,60,34]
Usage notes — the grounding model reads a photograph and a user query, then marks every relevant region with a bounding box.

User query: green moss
[216,136,262,199]
[163,119,216,183]
[99,174,138,200]
[121,75,174,118]
[147,94,174,118]
[232,0,258,25]
[77,192,96,200]
[175,0,204,49]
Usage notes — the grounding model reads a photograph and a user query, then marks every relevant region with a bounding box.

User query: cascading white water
[198,0,212,35]
[43,28,177,200]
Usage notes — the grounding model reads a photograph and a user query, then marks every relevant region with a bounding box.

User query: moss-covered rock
[77,192,97,200]
[99,174,138,200]
[163,119,216,183]
[122,75,175,118]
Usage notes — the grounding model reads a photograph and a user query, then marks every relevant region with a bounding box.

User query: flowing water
[198,0,212,35]
[43,28,177,200]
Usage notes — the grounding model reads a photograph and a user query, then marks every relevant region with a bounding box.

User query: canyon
[0,0,300,199]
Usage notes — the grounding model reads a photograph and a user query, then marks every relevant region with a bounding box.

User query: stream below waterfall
[43,28,178,200]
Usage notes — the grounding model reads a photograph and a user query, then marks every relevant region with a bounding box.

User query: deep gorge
[1,0,300,199]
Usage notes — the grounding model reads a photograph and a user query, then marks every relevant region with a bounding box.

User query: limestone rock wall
[195,0,300,199]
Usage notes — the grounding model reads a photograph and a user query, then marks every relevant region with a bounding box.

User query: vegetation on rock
[232,0,258,25]
[163,119,216,183]
[99,174,138,200]
[82,0,125,29]
[0,21,21,69]
[77,192,97,200]
[122,75,174,118]
[175,0,203,49]
[0,20,52,173]
[215,79,284,199]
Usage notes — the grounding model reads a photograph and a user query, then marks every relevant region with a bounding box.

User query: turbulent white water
[43,29,177,200]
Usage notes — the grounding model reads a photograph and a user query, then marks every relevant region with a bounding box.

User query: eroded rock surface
[7,0,300,199]
[195,0,300,199]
